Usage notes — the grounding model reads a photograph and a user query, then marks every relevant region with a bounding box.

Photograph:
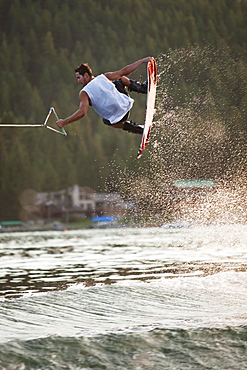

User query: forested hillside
[0,0,246,220]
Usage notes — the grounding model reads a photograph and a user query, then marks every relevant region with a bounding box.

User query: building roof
[173,179,215,189]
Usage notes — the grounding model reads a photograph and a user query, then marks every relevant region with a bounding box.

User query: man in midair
[56,57,153,134]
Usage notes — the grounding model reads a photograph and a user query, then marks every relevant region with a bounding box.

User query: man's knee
[112,79,129,96]
[102,118,111,126]
[121,76,130,86]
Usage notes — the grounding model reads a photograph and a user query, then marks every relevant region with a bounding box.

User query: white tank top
[82,74,134,124]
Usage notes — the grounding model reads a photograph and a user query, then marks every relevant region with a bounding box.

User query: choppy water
[0,225,247,369]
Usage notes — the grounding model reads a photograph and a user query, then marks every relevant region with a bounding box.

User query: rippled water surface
[0,225,247,369]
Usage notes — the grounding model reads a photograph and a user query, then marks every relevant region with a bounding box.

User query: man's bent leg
[113,76,147,95]
[128,79,147,94]
[122,121,143,134]
[102,117,143,135]
[103,118,124,129]
[112,79,129,96]
[102,112,129,127]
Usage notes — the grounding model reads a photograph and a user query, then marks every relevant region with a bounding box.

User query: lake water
[0,225,247,369]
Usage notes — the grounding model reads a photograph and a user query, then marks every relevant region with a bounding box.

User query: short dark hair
[75,63,93,77]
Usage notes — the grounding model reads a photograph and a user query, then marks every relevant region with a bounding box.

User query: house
[94,192,128,216]
[69,185,95,216]
[169,179,217,221]
[171,179,216,200]
[35,185,129,220]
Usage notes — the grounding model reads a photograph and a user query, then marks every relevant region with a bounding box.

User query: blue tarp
[91,216,116,222]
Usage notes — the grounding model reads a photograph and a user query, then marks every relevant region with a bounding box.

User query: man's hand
[142,56,153,63]
[105,57,155,81]
[56,119,67,128]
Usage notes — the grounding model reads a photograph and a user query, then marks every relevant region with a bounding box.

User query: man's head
[75,63,93,86]
[75,63,93,77]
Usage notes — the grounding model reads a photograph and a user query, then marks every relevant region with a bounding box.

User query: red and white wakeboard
[137,58,157,158]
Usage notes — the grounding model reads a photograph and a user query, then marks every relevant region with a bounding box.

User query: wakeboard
[137,58,157,158]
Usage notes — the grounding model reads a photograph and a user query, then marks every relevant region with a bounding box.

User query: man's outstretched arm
[56,91,89,128]
[104,57,153,81]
